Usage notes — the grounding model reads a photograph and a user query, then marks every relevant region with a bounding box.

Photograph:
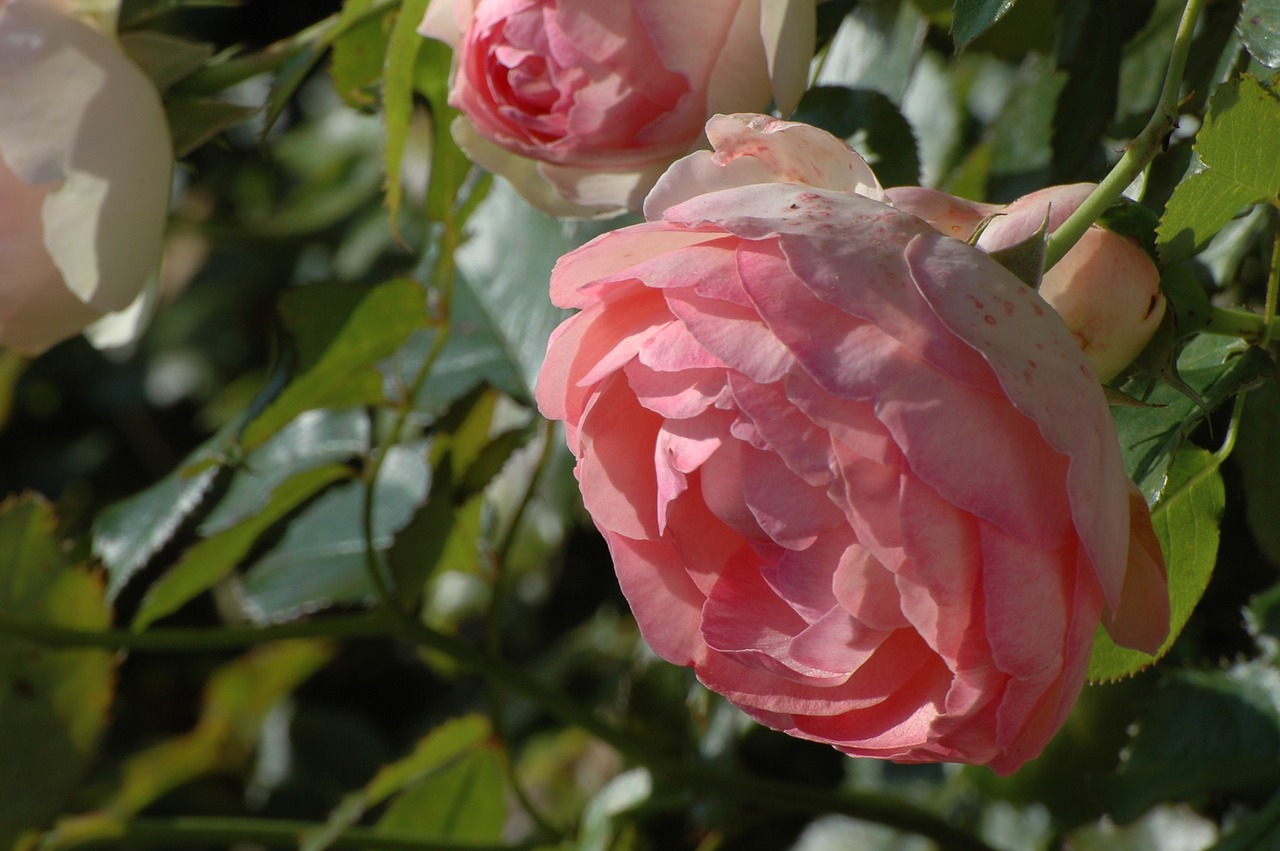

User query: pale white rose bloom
[0,0,171,354]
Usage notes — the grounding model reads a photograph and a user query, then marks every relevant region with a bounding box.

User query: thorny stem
[1043,0,1206,270]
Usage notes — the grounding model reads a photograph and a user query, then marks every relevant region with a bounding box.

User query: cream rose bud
[420,0,817,217]
[973,184,1166,382]
[0,0,172,355]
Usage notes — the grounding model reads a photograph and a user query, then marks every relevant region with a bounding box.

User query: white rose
[0,0,171,354]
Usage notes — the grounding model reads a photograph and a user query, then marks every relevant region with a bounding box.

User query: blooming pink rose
[420,0,816,216]
[0,0,171,355]
[536,116,1169,774]
[889,184,1166,381]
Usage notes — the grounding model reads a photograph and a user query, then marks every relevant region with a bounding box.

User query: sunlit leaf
[377,747,506,842]
[93,424,237,601]
[1158,75,1280,264]
[301,714,495,851]
[238,442,430,622]
[0,497,114,849]
[382,0,432,226]
[240,278,428,452]
[1087,445,1224,682]
[329,0,393,110]
[812,0,925,103]
[132,463,354,630]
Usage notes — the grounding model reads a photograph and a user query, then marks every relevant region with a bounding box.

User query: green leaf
[132,463,354,630]
[1158,75,1280,264]
[791,86,921,187]
[238,442,431,622]
[1209,785,1280,851]
[812,0,926,103]
[378,747,506,842]
[93,424,237,601]
[165,96,260,157]
[453,178,622,398]
[382,0,432,226]
[1086,445,1224,683]
[329,0,393,110]
[302,715,493,851]
[1105,663,1280,821]
[98,642,333,817]
[951,0,1018,50]
[0,497,114,849]
[240,279,428,452]
[119,31,213,91]
[1112,335,1275,501]
[1238,378,1280,565]
[1239,0,1280,68]
[202,409,369,534]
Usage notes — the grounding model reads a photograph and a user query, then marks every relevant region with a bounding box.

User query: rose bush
[889,184,1166,380]
[537,115,1169,774]
[0,0,172,355]
[419,0,815,216]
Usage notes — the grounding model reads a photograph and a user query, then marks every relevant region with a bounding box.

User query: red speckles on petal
[984,315,997,326]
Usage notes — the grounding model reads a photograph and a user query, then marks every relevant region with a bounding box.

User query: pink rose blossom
[536,116,1169,774]
[420,0,816,216]
[0,0,172,355]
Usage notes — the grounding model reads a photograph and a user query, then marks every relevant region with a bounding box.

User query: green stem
[43,815,533,850]
[1043,0,1206,270]
[1263,222,1280,347]
[1202,305,1269,339]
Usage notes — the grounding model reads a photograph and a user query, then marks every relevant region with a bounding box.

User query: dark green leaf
[952,0,1018,49]
[1158,75,1280,264]
[1105,664,1280,821]
[1239,0,1280,68]
[0,497,114,849]
[132,463,354,630]
[1209,785,1280,851]
[240,279,428,452]
[166,96,260,157]
[1160,264,1213,337]
[1238,378,1280,565]
[238,442,430,622]
[791,86,921,187]
[1112,335,1275,500]
[1086,445,1224,682]
[119,31,213,91]
[93,425,237,601]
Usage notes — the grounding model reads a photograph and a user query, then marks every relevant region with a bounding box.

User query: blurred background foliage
[4,0,1280,849]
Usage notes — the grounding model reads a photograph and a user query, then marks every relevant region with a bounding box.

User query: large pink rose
[420,0,815,216]
[0,0,172,355]
[888,184,1166,381]
[536,116,1169,774]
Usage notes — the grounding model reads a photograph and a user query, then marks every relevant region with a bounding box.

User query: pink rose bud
[0,0,172,355]
[420,0,817,216]
[536,118,1169,775]
[974,184,1166,382]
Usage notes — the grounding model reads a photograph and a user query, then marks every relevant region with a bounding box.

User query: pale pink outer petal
[975,183,1096,249]
[1100,481,1171,654]
[645,114,884,219]
[703,0,772,118]
[0,0,171,315]
[634,0,745,93]
[759,0,815,115]
[885,186,998,241]
[903,232,1130,610]
[452,118,630,218]
[418,0,472,46]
